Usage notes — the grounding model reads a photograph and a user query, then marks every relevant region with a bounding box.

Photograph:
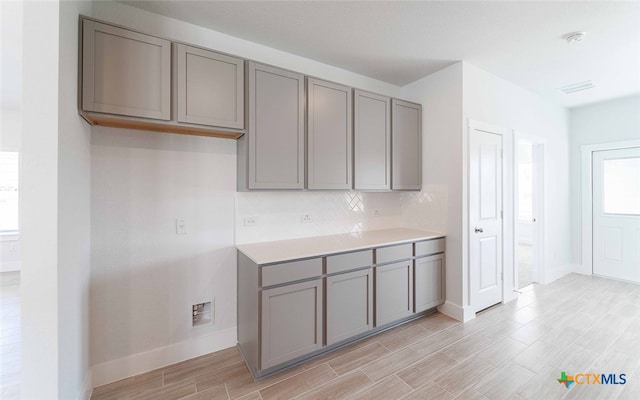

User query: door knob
[475,227,483,233]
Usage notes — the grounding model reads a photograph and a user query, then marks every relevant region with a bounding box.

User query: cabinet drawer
[415,238,445,257]
[261,258,322,287]
[376,243,412,264]
[326,250,372,274]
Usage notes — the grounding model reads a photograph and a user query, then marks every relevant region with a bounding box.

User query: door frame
[513,131,546,287]
[466,119,509,316]
[578,140,640,275]
[580,139,640,275]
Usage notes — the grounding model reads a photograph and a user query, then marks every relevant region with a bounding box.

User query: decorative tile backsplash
[235,187,447,244]
[400,184,448,234]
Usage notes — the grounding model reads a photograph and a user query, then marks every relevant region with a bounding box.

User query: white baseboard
[437,301,475,322]
[571,263,591,276]
[91,326,237,388]
[79,371,93,400]
[543,264,575,284]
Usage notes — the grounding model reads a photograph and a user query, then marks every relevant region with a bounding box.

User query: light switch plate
[176,219,187,234]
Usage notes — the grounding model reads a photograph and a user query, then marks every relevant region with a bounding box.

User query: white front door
[593,147,640,282]
[470,126,503,312]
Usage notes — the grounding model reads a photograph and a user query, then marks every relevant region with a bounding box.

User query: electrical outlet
[244,216,259,226]
[176,219,187,234]
[373,209,381,217]
[301,214,312,224]
[192,301,212,327]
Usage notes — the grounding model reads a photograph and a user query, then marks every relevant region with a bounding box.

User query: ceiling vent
[562,31,587,44]
[558,80,595,94]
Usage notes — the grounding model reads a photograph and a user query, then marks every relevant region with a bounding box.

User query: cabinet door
[391,99,422,190]
[353,90,391,190]
[82,20,171,120]
[414,254,444,313]
[326,268,372,345]
[176,44,244,129]
[375,261,413,326]
[261,279,322,369]
[307,78,352,189]
[248,63,305,189]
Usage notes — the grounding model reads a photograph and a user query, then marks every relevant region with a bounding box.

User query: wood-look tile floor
[86,273,638,399]
[0,272,21,400]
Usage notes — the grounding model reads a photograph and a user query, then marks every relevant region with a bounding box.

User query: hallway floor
[91,273,640,400]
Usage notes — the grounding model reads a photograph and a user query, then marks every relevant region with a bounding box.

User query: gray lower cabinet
[391,99,422,190]
[353,90,391,190]
[237,235,443,378]
[82,20,171,120]
[307,78,352,190]
[176,44,244,129]
[414,254,444,313]
[375,261,414,326]
[239,62,305,190]
[261,279,323,369]
[326,268,373,345]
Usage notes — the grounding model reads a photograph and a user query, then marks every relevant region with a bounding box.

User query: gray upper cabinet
[241,62,305,190]
[82,20,171,120]
[176,44,244,129]
[353,90,391,190]
[307,78,352,190]
[261,279,323,369]
[391,99,422,190]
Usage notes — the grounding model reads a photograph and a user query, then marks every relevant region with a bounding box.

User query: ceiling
[124,2,637,107]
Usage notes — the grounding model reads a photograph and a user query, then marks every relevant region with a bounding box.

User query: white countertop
[236,228,445,265]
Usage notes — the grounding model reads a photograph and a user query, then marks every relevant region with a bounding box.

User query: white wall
[89,1,407,386]
[462,62,571,299]
[401,63,464,319]
[401,62,571,321]
[21,1,60,398]
[90,128,237,385]
[58,1,93,399]
[569,95,640,266]
[21,2,93,399]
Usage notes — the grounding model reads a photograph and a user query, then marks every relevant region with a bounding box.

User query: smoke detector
[562,31,587,43]
[558,80,595,94]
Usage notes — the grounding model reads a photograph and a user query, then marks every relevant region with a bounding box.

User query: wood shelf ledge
[80,112,244,140]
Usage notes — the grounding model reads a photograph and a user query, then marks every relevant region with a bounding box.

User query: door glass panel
[603,157,640,215]
[518,141,533,221]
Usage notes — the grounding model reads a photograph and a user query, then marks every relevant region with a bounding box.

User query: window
[603,157,640,215]
[0,151,19,233]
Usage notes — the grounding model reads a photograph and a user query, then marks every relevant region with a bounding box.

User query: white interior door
[470,127,503,312]
[593,147,640,282]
